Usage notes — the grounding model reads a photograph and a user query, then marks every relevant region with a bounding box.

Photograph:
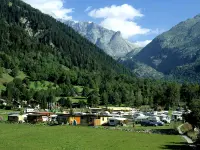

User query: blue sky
[23,0,200,46]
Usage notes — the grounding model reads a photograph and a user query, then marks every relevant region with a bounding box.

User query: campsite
[0,0,200,149]
[0,107,195,150]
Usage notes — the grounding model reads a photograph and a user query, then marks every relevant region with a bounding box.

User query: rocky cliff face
[118,57,164,79]
[65,20,141,59]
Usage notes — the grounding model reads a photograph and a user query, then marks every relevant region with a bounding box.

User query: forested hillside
[0,0,200,111]
[135,14,200,82]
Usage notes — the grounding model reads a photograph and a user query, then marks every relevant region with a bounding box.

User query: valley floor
[0,123,191,150]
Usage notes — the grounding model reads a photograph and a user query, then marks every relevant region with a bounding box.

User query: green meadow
[0,123,190,150]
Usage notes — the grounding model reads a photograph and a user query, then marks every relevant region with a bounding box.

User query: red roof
[35,112,53,116]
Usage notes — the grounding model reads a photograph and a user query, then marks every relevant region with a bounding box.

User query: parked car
[141,120,156,126]
[140,120,164,126]
[134,116,149,124]
[151,120,164,126]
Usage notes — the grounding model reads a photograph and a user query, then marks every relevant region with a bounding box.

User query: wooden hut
[8,114,24,123]
[27,114,43,124]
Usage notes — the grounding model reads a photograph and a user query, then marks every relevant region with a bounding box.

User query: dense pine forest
[0,0,200,122]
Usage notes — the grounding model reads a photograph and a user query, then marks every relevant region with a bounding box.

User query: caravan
[108,117,127,126]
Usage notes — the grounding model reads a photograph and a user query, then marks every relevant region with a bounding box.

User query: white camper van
[108,117,127,126]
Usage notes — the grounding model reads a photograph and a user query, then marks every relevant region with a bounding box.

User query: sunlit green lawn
[0,123,188,150]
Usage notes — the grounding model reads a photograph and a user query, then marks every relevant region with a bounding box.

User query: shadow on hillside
[161,142,194,150]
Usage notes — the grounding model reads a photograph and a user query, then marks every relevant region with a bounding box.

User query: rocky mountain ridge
[65,20,142,59]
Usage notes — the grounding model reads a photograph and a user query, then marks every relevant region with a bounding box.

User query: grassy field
[1,114,8,121]
[135,121,183,130]
[0,123,189,150]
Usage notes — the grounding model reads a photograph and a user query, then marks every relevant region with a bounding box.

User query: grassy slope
[0,71,26,91]
[29,81,58,91]
[0,69,86,103]
[70,96,87,103]
[0,123,186,150]
[74,86,83,93]
[56,96,87,103]
[16,71,27,80]
[0,73,13,91]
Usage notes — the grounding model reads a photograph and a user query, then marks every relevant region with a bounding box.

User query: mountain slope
[0,0,130,80]
[124,47,143,58]
[135,14,200,76]
[65,20,141,58]
[118,58,164,79]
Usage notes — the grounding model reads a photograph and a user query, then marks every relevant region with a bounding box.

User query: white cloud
[134,40,152,47]
[85,6,92,12]
[22,0,73,20]
[88,4,150,39]
[89,4,143,20]
[101,18,150,39]
[149,28,166,35]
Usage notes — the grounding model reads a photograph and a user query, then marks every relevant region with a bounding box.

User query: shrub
[4,105,12,110]
[0,104,4,109]
[187,130,198,141]
[181,123,193,134]
[0,116,3,121]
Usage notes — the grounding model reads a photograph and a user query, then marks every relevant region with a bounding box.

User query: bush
[4,105,12,110]
[10,68,19,77]
[187,130,198,141]
[0,116,3,121]
[140,105,151,112]
[197,133,200,144]
[0,104,4,109]
[13,108,20,111]
[181,123,193,134]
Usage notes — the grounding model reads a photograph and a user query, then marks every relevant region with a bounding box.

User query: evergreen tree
[87,90,100,107]
[101,92,108,106]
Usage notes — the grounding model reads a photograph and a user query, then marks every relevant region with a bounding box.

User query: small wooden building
[80,114,96,126]
[56,114,109,126]
[57,114,69,124]
[80,114,110,126]
[68,116,81,125]
[94,116,109,126]
[27,114,43,124]
[35,112,53,117]
[8,114,24,123]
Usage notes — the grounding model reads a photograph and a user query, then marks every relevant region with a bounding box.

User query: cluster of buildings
[7,107,188,126]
